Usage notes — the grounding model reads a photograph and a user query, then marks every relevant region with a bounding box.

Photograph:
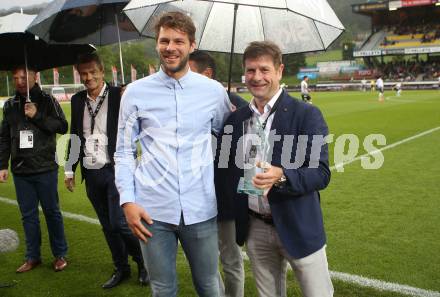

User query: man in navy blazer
[64,53,148,289]
[215,41,333,297]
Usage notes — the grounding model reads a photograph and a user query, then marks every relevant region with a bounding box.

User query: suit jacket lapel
[107,87,116,140]
[234,105,252,141]
[106,87,121,159]
[270,90,297,167]
[271,89,294,134]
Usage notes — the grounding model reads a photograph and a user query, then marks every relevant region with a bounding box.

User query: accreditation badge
[85,136,100,164]
[19,130,34,149]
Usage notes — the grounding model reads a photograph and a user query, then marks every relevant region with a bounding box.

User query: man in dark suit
[64,52,148,289]
[215,41,333,297]
[189,50,245,297]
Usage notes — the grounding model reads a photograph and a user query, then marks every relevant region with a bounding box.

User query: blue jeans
[140,216,219,297]
[13,170,68,261]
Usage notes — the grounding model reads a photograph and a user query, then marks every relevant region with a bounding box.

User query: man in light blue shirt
[114,12,231,297]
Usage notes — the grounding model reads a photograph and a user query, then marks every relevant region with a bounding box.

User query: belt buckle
[250,210,273,225]
[261,215,273,225]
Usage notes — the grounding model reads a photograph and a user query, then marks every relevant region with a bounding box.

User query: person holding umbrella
[114,12,231,297]
[189,50,245,297]
[0,65,69,273]
[64,52,149,289]
[215,41,333,297]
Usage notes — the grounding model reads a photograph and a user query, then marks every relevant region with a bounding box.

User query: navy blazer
[215,90,331,259]
[66,85,121,179]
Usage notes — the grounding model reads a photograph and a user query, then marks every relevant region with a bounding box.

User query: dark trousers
[13,170,68,261]
[84,165,143,271]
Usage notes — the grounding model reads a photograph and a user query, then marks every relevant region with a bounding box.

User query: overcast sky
[0,0,52,10]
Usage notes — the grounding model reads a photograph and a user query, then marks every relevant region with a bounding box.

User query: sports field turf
[0,89,439,296]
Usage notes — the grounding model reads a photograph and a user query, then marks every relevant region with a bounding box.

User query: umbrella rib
[320,27,345,51]
[200,0,286,10]
[141,4,162,36]
[313,20,326,50]
[259,6,266,41]
[313,19,345,31]
[126,0,174,11]
[291,11,344,31]
[197,1,215,49]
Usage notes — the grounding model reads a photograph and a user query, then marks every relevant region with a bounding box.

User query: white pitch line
[331,126,440,171]
[1,195,438,297]
[0,196,99,225]
[2,127,440,297]
[331,271,440,297]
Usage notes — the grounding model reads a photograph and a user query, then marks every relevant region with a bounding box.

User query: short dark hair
[154,11,196,43]
[303,75,308,80]
[189,51,216,78]
[243,41,282,69]
[76,52,104,71]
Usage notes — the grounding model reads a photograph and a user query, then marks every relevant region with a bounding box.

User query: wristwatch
[274,174,287,187]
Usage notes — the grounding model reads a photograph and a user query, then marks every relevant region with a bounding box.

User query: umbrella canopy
[28,0,143,84]
[27,0,140,46]
[0,13,95,71]
[123,0,345,54]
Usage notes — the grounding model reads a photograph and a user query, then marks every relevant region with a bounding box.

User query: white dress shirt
[83,83,111,169]
[247,88,283,215]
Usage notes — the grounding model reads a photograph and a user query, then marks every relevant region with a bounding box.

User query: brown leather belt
[248,209,274,226]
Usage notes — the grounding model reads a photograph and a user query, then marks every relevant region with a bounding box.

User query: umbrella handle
[24,45,30,102]
[227,4,239,95]
[115,13,125,85]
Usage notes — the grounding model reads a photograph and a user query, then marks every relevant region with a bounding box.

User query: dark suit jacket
[215,90,331,259]
[66,86,121,179]
[229,92,248,109]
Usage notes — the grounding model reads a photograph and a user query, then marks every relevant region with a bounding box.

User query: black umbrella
[0,12,95,71]
[27,0,141,84]
[0,32,96,71]
[0,12,95,100]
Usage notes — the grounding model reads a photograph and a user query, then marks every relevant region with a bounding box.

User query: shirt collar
[249,88,283,116]
[87,82,107,101]
[157,66,192,89]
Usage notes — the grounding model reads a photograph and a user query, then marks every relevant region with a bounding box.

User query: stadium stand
[379,22,440,49]
[352,0,440,82]
[379,60,440,80]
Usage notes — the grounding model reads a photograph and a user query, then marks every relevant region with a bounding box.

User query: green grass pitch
[0,89,439,296]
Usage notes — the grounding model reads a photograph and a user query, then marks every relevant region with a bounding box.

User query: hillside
[328,0,371,34]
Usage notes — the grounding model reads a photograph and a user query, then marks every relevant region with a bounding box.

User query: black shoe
[102,270,131,289]
[138,264,150,286]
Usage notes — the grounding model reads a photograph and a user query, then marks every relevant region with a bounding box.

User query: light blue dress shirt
[114,68,231,225]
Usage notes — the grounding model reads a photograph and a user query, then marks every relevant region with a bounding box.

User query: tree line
[1,39,305,96]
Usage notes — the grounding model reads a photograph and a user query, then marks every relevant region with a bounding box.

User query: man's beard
[160,53,189,74]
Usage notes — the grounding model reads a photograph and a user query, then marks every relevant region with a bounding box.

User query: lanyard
[85,86,108,134]
[259,95,281,131]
